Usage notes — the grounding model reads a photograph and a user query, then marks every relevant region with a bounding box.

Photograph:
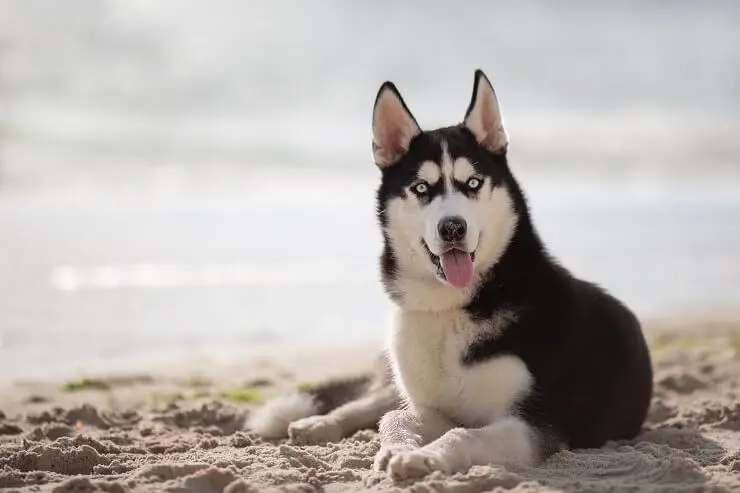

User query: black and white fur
[247,353,400,445]
[249,69,653,481]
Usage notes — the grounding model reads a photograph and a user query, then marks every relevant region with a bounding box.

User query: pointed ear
[463,70,508,155]
[372,82,421,168]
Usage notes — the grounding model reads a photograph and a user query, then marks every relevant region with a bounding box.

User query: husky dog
[248,69,653,480]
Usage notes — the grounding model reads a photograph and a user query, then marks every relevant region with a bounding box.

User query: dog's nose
[438,216,467,243]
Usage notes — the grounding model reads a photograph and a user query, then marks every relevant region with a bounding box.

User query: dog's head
[374,70,522,303]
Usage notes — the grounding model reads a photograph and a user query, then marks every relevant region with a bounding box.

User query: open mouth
[422,240,476,289]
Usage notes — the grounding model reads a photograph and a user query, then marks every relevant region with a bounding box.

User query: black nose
[438,216,467,243]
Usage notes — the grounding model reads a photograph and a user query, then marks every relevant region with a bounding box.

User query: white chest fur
[387,308,533,428]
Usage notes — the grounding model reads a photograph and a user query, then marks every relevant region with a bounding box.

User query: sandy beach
[1,316,739,493]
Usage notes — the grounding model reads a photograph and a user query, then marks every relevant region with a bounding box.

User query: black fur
[374,73,653,453]
[300,352,396,417]
[303,375,373,415]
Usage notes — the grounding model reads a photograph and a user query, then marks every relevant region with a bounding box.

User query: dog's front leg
[386,416,541,480]
[373,408,454,472]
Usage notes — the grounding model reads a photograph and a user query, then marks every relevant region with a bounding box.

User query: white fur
[451,157,477,183]
[385,416,536,479]
[423,192,480,256]
[375,307,536,478]
[440,143,455,190]
[246,392,318,439]
[373,408,455,472]
[417,161,441,184]
[389,308,530,427]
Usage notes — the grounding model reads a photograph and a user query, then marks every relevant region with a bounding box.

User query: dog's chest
[389,309,532,427]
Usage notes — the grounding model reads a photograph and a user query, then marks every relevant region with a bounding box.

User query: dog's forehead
[415,149,477,184]
[378,126,488,198]
[417,161,442,184]
[412,130,479,185]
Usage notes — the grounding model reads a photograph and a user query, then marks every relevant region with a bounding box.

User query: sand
[2,317,740,492]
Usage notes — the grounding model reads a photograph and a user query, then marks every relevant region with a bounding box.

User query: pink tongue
[440,250,474,289]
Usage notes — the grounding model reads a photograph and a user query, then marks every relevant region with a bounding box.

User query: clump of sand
[1,320,740,492]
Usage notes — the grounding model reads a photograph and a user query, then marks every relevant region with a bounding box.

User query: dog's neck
[389,276,477,313]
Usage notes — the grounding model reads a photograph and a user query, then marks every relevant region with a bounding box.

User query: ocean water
[0,1,739,379]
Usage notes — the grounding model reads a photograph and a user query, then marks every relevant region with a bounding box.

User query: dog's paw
[373,444,417,472]
[287,415,343,445]
[387,449,449,481]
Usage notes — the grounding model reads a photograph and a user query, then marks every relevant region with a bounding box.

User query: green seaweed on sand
[728,332,740,350]
[296,381,320,392]
[62,375,155,392]
[218,388,265,403]
[63,378,111,392]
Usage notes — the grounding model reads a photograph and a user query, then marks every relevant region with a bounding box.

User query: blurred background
[1,0,739,380]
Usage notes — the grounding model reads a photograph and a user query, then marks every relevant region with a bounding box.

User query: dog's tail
[246,374,373,439]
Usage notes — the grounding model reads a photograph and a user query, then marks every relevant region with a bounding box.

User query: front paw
[288,415,343,445]
[387,449,449,481]
[373,444,416,472]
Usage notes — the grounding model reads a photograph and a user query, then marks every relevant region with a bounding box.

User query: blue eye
[412,182,429,195]
[466,177,482,190]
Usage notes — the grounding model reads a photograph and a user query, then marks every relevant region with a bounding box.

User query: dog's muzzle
[437,216,467,244]
[421,238,476,289]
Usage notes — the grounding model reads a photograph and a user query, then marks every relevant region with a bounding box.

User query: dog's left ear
[372,82,421,168]
[463,70,508,155]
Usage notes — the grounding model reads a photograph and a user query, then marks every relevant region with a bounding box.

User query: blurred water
[0,1,739,379]
[2,0,739,182]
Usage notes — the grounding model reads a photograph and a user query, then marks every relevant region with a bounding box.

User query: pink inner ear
[467,86,506,153]
[373,96,418,165]
[475,88,498,133]
[385,124,407,155]
[374,123,406,165]
[482,94,496,132]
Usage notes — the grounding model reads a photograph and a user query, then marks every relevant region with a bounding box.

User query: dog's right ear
[372,82,421,168]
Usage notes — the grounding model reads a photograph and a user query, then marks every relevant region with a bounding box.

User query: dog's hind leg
[247,375,372,440]
[288,384,400,445]
[248,352,398,443]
